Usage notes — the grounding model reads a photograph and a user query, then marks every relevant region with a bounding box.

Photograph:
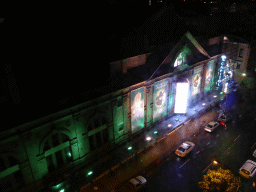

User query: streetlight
[87,171,93,176]
[127,146,132,150]
[146,136,152,141]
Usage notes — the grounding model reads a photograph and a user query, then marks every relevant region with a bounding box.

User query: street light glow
[146,136,152,141]
[242,73,246,77]
[87,171,93,176]
[127,146,132,150]
[213,160,218,165]
[168,124,172,127]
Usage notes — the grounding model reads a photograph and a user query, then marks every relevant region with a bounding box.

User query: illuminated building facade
[0,32,249,191]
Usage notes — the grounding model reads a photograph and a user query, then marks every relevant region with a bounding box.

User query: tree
[198,167,241,192]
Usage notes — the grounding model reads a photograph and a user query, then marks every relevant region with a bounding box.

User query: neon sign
[216,55,226,89]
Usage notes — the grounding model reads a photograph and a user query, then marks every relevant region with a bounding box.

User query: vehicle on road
[239,160,256,179]
[127,176,147,191]
[175,141,195,157]
[218,114,231,123]
[204,121,219,132]
[253,150,256,158]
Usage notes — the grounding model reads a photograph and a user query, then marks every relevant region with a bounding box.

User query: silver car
[175,141,195,157]
[128,176,147,191]
[205,121,219,132]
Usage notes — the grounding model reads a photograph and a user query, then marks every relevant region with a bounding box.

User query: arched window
[88,116,109,151]
[0,156,25,192]
[43,133,72,173]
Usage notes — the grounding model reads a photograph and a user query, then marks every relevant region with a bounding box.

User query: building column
[145,85,153,128]
[70,138,80,167]
[123,93,131,136]
[36,154,48,179]
[20,161,34,185]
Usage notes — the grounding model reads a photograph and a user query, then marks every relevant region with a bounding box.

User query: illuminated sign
[153,79,168,123]
[216,55,226,89]
[192,65,203,96]
[174,83,189,113]
[204,60,215,92]
[131,87,144,133]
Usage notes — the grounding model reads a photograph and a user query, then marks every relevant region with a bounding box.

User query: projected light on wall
[174,83,189,113]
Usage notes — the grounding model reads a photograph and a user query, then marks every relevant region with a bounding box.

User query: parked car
[218,114,231,123]
[253,150,256,158]
[239,160,256,179]
[204,121,219,132]
[127,176,147,191]
[175,141,195,157]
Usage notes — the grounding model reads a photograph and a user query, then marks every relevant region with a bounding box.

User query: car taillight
[220,122,226,127]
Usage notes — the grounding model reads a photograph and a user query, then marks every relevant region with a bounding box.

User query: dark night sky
[0,14,111,128]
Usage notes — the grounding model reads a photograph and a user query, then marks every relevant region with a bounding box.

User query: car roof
[182,141,194,148]
[242,160,256,171]
[129,178,140,186]
[135,176,147,184]
[208,121,217,125]
[129,176,147,186]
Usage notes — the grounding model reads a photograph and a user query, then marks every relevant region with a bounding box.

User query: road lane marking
[207,142,210,145]
[196,151,200,154]
[179,159,190,169]
[202,162,212,173]
[251,143,256,149]
[234,135,241,142]
[216,134,219,137]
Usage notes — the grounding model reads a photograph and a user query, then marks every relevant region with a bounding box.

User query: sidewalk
[62,92,224,192]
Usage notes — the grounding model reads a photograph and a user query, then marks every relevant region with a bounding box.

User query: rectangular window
[239,49,244,57]
[236,62,241,69]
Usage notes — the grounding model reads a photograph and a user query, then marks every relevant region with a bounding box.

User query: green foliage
[198,167,241,192]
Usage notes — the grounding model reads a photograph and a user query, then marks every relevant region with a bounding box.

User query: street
[141,108,256,192]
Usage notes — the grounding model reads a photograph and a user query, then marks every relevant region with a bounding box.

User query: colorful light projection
[174,52,184,67]
[173,46,192,69]
[153,79,168,123]
[131,87,144,133]
[204,60,215,93]
[192,65,203,96]
[174,82,189,113]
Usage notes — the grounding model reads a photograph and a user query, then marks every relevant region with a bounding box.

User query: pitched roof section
[148,31,211,80]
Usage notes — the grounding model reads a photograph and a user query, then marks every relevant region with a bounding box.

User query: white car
[239,160,256,179]
[218,114,231,123]
[253,150,256,158]
[175,141,195,157]
[204,121,219,132]
[128,176,147,191]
